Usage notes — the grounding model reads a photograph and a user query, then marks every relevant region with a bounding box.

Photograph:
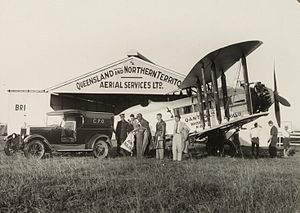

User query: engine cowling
[251,82,273,113]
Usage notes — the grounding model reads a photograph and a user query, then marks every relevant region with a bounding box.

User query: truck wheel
[24,140,45,159]
[93,140,109,159]
[4,139,17,156]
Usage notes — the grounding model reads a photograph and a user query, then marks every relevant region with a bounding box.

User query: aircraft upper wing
[179,40,262,90]
[189,112,269,140]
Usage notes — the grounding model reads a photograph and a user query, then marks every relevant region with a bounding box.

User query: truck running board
[56,149,93,152]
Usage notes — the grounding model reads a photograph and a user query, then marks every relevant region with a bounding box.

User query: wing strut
[196,79,205,129]
[221,70,230,121]
[241,55,253,115]
[201,64,211,127]
[211,62,222,124]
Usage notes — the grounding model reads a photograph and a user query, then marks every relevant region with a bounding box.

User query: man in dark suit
[268,120,278,158]
[128,114,135,132]
[116,114,131,156]
[155,113,166,160]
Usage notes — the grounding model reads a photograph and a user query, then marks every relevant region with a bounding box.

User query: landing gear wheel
[93,140,109,159]
[24,140,45,159]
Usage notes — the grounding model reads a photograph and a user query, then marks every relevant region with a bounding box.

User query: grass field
[0,138,300,213]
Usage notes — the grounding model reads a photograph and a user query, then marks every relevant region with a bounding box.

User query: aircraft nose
[251,83,273,113]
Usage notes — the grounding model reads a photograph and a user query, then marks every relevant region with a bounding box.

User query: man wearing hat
[155,113,166,160]
[116,114,131,156]
[172,114,190,161]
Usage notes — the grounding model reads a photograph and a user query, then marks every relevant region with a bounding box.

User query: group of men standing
[250,120,291,158]
[115,113,190,161]
[115,113,150,158]
[117,114,290,160]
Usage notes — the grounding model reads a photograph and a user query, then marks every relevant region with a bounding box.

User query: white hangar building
[7,51,186,134]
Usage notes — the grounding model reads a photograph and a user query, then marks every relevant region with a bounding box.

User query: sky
[0,0,300,127]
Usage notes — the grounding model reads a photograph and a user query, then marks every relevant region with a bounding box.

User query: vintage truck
[4,110,114,159]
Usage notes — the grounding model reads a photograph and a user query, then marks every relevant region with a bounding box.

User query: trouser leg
[271,146,274,157]
[229,143,235,157]
[177,139,183,161]
[157,140,164,160]
[172,140,177,161]
[183,139,189,154]
[155,139,159,159]
[177,150,182,161]
[251,142,255,156]
[270,146,274,157]
[284,139,289,157]
[133,137,137,156]
[117,139,121,155]
[287,140,291,156]
[136,133,143,158]
[286,146,291,156]
[269,146,277,158]
[142,131,149,156]
[119,138,126,156]
[256,143,259,157]
[117,144,120,155]
[273,147,277,157]
[156,148,164,160]
[159,149,164,160]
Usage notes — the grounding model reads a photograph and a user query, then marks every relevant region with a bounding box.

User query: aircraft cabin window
[174,108,181,116]
[194,102,210,111]
[183,105,193,114]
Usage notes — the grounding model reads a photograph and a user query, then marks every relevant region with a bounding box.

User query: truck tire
[4,139,17,156]
[24,139,45,159]
[93,140,109,159]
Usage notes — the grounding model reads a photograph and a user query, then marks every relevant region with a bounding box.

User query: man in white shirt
[250,122,261,158]
[172,114,190,161]
[282,125,290,157]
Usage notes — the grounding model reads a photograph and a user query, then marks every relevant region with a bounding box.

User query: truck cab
[4,110,114,159]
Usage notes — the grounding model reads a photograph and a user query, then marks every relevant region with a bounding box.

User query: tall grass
[0,152,299,213]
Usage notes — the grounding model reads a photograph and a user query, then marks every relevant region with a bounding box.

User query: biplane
[118,40,291,154]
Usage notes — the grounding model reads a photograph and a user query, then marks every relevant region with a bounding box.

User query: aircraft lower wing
[189,112,269,140]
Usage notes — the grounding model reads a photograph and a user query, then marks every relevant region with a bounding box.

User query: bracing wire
[229,60,242,110]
